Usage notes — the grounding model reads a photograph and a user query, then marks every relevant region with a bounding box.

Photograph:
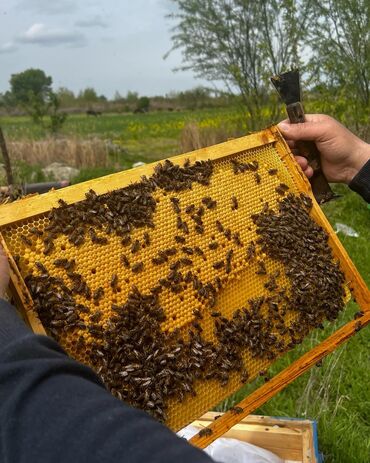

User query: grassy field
[1,110,369,462]
[0,109,246,162]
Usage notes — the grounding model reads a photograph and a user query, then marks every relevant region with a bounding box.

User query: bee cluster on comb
[7,151,346,429]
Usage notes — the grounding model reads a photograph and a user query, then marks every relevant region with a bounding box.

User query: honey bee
[110,274,119,289]
[152,256,167,265]
[43,241,54,255]
[192,309,203,319]
[194,246,205,258]
[213,260,224,270]
[275,183,289,195]
[256,261,267,275]
[89,311,102,323]
[131,240,140,254]
[195,224,204,234]
[198,428,213,437]
[268,168,278,175]
[232,232,243,247]
[249,160,259,171]
[170,197,181,214]
[230,406,243,414]
[215,220,224,233]
[182,246,194,255]
[143,232,150,246]
[185,204,195,214]
[211,311,221,317]
[29,227,43,237]
[121,235,131,246]
[132,262,144,273]
[20,235,32,247]
[92,287,104,303]
[35,262,49,275]
[174,235,186,244]
[120,254,130,268]
[231,196,238,210]
[246,241,256,260]
[202,197,217,210]
[224,229,231,240]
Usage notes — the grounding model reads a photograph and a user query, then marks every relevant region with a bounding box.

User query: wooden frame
[191,412,321,462]
[0,126,368,447]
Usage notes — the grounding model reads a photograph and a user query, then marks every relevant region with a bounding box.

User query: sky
[0,0,209,98]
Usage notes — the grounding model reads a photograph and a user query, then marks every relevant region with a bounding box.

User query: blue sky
[0,0,208,98]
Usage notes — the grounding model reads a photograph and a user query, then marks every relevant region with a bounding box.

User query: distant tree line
[0,71,230,119]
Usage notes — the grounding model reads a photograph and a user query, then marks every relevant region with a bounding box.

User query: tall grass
[7,137,109,168]
[179,121,244,152]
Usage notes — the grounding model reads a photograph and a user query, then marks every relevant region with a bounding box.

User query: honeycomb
[0,131,350,431]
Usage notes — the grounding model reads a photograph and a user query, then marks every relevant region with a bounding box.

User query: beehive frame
[0,126,368,447]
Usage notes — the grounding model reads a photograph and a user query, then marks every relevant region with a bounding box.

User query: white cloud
[0,42,18,54]
[75,15,108,28]
[17,23,87,47]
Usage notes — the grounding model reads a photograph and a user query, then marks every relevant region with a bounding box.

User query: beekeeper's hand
[0,245,10,299]
[278,114,370,184]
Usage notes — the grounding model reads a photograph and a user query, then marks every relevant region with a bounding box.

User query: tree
[136,96,150,112]
[177,86,212,109]
[78,87,100,104]
[10,68,52,107]
[8,69,67,132]
[308,0,370,132]
[126,91,139,104]
[167,0,312,129]
[56,87,76,107]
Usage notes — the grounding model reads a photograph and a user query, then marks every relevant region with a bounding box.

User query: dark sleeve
[349,159,370,202]
[0,300,214,463]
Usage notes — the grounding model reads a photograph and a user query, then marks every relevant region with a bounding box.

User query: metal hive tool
[0,126,368,443]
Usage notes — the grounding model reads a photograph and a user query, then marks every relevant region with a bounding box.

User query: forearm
[0,300,213,463]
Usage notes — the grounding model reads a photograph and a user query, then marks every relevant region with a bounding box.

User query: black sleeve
[349,159,370,202]
[0,300,214,463]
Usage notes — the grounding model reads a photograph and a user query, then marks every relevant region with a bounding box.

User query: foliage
[167,0,312,129]
[307,0,370,132]
[176,86,214,110]
[77,87,100,104]
[47,92,68,134]
[56,87,76,108]
[9,69,52,107]
[7,69,67,133]
[126,91,139,104]
[136,96,150,112]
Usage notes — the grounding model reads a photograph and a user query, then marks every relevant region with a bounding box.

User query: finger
[294,155,309,170]
[303,165,314,179]
[278,117,329,142]
[0,245,7,258]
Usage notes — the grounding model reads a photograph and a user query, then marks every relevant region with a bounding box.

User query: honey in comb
[2,144,348,431]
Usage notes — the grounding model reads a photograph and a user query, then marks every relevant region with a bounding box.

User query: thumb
[278,121,324,142]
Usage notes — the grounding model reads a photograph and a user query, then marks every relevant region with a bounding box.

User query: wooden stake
[0,126,14,188]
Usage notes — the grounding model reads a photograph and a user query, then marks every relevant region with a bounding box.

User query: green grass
[216,185,370,463]
[0,108,244,161]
